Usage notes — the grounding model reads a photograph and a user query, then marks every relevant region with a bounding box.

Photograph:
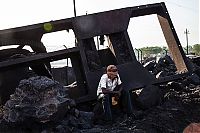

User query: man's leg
[102,94,112,121]
[121,89,133,114]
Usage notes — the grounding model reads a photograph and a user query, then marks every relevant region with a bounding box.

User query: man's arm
[117,84,123,92]
[115,75,123,95]
[101,87,122,96]
[101,87,118,94]
[114,84,123,96]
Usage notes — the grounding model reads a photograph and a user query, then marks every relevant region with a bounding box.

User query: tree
[193,44,200,55]
[140,46,162,56]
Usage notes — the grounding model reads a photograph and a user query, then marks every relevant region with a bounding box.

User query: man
[96,65,133,121]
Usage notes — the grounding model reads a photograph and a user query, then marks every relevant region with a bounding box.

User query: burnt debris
[0,76,94,132]
[0,2,193,104]
[3,76,69,123]
[0,1,199,133]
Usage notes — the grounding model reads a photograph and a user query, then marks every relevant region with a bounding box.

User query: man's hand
[102,88,112,94]
[101,88,121,96]
[113,92,120,101]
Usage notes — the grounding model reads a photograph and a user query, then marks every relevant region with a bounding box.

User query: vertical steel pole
[97,36,99,50]
[63,45,68,85]
[135,49,140,62]
[73,0,77,46]
[139,49,142,63]
[184,28,189,55]
[73,0,77,17]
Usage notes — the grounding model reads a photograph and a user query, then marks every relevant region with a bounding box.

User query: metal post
[184,28,190,55]
[73,0,77,46]
[135,48,140,62]
[73,0,77,17]
[96,36,99,50]
[164,49,167,55]
[139,49,143,63]
[63,45,68,85]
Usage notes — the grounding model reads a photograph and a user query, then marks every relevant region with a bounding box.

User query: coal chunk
[137,85,162,109]
[3,76,71,123]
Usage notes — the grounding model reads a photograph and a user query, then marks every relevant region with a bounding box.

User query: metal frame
[0,2,192,103]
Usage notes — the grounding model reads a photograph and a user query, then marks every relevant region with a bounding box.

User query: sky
[0,0,199,52]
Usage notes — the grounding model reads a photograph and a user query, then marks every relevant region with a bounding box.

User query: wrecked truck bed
[0,2,192,105]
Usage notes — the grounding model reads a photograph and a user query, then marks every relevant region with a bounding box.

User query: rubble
[144,55,177,78]
[0,76,94,132]
[136,85,162,109]
[81,77,200,133]
[0,72,200,133]
[84,56,200,132]
[2,76,69,123]
[0,54,199,133]
[0,62,200,133]
[0,2,198,132]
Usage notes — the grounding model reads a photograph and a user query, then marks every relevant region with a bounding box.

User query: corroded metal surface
[0,2,191,103]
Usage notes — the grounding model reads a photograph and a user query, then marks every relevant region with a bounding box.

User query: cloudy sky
[0,0,198,51]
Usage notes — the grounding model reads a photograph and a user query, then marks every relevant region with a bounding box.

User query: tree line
[137,44,200,57]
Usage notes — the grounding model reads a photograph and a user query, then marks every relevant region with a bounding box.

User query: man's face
[107,68,118,80]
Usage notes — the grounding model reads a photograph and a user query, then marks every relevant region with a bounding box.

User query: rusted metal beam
[0,18,73,42]
[157,15,188,72]
[0,47,79,71]
[0,2,193,104]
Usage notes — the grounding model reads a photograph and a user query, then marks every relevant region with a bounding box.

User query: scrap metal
[0,2,192,103]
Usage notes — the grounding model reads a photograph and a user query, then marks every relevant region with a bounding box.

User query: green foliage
[137,44,200,57]
[140,46,163,56]
[193,44,200,55]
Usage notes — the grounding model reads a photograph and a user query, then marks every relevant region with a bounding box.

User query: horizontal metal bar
[0,47,79,70]
[0,2,165,38]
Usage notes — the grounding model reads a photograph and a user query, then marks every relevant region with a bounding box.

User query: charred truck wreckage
[0,2,199,132]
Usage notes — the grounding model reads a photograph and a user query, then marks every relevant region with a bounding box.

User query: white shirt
[97,74,122,98]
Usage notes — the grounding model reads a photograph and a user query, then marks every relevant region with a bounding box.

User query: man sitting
[96,65,133,121]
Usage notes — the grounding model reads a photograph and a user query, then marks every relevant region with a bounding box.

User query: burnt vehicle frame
[0,2,192,104]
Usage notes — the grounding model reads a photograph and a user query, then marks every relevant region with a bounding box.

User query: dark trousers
[100,89,133,121]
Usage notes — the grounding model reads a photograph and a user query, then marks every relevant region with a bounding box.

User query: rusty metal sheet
[73,8,132,39]
[157,15,188,72]
[0,2,193,104]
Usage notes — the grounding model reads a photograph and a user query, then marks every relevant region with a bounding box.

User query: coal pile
[0,76,94,132]
[0,56,200,133]
[83,78,200,133]
[82,56,200,133]
[2,76,69,123]
[143,55,177,78]
[81,55,200,132]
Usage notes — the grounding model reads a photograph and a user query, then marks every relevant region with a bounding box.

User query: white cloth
[97,74,122,98]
